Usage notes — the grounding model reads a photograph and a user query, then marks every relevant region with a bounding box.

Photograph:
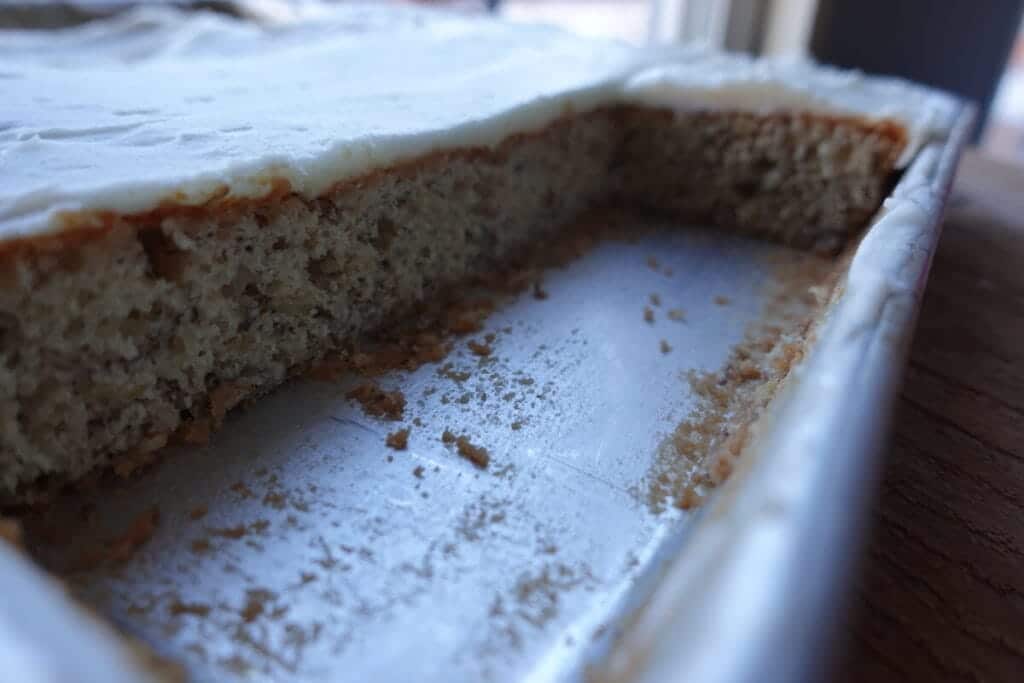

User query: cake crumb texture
[0,107,903,500]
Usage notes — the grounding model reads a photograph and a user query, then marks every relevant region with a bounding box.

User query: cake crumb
[209,524,247,540]
[438,364,471,383]
[468,339,492,357]
[736,362,763,381]
[533,282,549,300]
[190,539,211,554]
[386,428,410,450]
[713,295,732,306]
[659,340,672,354]
[169,601,211,618]
[646,256,660,270]
[510,420,524,431]
[676,487,703,510]
[413,465,425,479]
[455,436,490,468]
[239,590,274,623]
[441,429,456,444]
[667,308,685,321]
[345,382,406,421]
[446,298,495,335]
[643,307,655,323]
[229,481,255,499]
[188,505,208,521]
[262,492,286,510]
[649,293,661,306]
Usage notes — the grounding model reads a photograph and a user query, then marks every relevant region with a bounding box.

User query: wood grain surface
[836,150,1024,681]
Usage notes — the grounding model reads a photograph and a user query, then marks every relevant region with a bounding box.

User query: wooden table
[837,150,1024,681]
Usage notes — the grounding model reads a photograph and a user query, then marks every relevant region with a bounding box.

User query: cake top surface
[0,2,959,242]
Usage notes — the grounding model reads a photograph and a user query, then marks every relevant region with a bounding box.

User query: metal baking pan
[0,106,972,682]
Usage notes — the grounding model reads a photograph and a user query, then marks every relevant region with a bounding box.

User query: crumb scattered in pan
[667,308,685,321]
[468,339,492,357]
[677,488,703,510]
[533,282,549,300]
[643,307,655,323]
[386,428,410,450]
[169,601,211,618]
[441,429,456,444]
[345,382,406,421]
[446,298,497,335]
[455,436,490,469]
[229,481,255,499]
[262,491,286,510]
[413,465,425,479]
[642,246,843,513]
[209,524,246,539]
[510,420,524,431]
[188,505,208,521]
[438,364,471,383]
[646,255,660,270]
[713,295,732,306]
[239,589,276,623]
[190,539,211,554]
[649,293,661,306]
[736,362,763,381]
[659,340,672,354]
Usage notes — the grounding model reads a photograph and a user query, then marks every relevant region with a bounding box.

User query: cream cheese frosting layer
[0,3,959,242]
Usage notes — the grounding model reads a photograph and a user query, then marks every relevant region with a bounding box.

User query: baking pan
[0,108,972,683]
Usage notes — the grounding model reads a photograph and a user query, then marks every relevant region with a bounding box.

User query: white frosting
[0,3,959,242]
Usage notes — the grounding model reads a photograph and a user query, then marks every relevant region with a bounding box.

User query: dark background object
[811,0,1024,142]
